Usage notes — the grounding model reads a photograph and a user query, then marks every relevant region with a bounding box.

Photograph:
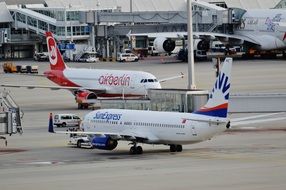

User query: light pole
[187,0,196,89]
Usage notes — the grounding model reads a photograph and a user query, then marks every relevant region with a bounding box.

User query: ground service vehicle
[117,53,139,62]
[34,52,49,61]
[3,62,17,73]
[68,134,92,148]
[53,114,81,127]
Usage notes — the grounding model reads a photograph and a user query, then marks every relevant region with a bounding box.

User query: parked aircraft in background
[1,32,183,109]
[128,9,286,57]
[49,58,233,154]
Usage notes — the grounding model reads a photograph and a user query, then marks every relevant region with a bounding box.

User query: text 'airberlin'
[99,74,130,86]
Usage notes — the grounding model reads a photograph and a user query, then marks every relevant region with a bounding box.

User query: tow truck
[68,133,93,148]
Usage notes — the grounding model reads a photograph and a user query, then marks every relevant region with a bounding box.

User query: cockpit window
[140,78,158,83]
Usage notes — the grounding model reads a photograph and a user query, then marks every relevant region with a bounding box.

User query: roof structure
[0,2,13,23]
[204,0,282,9]
[44,0,187,12]
[0,0,46,5]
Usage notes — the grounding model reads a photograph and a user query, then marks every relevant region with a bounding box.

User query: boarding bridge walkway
[10,7,58,39]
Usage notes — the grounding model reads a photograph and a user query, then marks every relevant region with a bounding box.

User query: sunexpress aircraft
[49,58,233,154]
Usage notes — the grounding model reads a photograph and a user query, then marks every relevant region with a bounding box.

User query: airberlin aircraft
[1,32,183,109]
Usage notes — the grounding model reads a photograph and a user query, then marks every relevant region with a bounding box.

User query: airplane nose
[154,82,162,89]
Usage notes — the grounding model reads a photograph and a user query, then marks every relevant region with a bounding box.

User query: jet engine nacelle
[92,136,118,150]
[153,37,176,53]
[194,39,210,51]
[75,90,97,103]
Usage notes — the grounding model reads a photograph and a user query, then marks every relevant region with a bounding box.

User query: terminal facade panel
[0,1,229,59]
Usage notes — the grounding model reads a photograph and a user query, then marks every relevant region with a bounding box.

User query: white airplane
[128,8,286,55]
[1,32,183,109]
[49,58,233,154]
[48,57,286,154]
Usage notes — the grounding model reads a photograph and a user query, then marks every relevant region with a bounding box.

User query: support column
[187,0,196,89]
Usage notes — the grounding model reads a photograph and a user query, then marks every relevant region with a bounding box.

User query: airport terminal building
[0,0,285,60]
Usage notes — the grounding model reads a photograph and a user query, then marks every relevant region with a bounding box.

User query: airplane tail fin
[48,113,55,133]
[194,58,232,118]
[46,32,67,71]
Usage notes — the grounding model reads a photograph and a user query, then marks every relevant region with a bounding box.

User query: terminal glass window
[27,16,37,27]
[136,39,147,48]
[72,26,89,36]
[56,27,65,36]
[55,11,65,21]
[73,26,81,36]
[67,11,80,21]
[67,26,71,36]
[38,20,48,31]
[50,25,56,34]
[17,13,26,23]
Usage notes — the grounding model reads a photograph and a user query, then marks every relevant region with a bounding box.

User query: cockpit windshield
[140,78,158,83]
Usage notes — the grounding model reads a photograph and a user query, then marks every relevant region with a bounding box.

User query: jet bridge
[0,89,23,145]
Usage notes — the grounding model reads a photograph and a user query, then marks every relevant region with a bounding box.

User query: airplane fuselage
[82,109,228,145]
[235,9,286,50]
[44,68,161,97]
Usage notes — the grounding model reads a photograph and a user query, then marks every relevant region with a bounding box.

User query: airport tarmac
[0,58,286,190]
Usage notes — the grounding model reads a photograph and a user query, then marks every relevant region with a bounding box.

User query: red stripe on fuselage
[44,70,80,87]
[198,103,228,112]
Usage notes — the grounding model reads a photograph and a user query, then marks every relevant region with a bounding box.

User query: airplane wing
[128,31,261,46]
[194,32,260,45]
[1,73,46,77]
[229,112,286,128]
[0,83,107,94]
[158,72,184,83]
[49,128,157,142]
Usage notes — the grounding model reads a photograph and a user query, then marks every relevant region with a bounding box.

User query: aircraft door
[190,124,197,137]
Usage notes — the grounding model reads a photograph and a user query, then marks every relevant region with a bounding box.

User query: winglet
[48,113,55,133]
[194,58,232,118]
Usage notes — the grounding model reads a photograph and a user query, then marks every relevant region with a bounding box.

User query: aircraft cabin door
[190,124,197,137]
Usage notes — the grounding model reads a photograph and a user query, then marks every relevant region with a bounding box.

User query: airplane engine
[75,90,97,109]
[194,39,210,51]
[92,136,118,150]
[75,90,97,102]
[154,37,176,53]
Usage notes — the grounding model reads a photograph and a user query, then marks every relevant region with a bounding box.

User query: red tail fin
[46,32,66,71]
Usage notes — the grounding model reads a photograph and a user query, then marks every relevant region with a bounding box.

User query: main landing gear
[169,144,183,152]
[129,142,143,155]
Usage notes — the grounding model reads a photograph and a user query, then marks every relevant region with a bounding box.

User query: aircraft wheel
[176,145,182,152]
[136,146,143,154]
[170,145,176,152]
[62,122,66,127]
